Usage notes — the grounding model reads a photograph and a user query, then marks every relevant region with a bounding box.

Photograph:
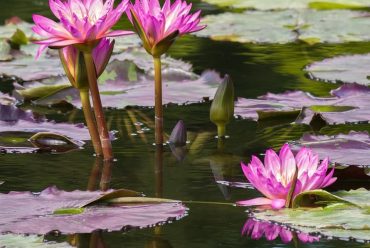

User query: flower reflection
[242,219,319,244]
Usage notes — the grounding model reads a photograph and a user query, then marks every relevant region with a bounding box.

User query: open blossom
[237,144,336,209]
[60,38,114,88]
[128,0,206,56]
[242,219,319,243]
[32,0,132,57]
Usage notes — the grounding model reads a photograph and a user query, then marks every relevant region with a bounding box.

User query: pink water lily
[237,144,336,209]
[242,219,319,243]
[60,38,114,87]
[32,0,133,57]
[128,0,206,56]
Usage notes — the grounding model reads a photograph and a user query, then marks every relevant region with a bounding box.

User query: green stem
[79,90,103,157]
[83,51,113,161]
[217,124,226,138]
[154,56,163,146]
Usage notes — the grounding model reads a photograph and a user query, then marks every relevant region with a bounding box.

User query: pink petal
[236,197,272,207]
[279,144,296,185]
[271,199,286,209]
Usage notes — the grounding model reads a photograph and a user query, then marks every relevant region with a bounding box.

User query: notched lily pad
[0,186,186,235]
[306,53,370,86]
[250,189,370,242]
[196,9,370,44]
[10,48,222,109]
[290,131,370,167]
[235,84,370,125]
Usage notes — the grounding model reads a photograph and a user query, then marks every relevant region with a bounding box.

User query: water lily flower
[59,38,114,89]
[237,144,336,209]
[127,0,205,145]
[127,0,206,57]
[169,120,187,146]
[32,0,132,57]
[242,219,319,243]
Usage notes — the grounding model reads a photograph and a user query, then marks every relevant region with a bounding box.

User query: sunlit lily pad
[0,234,73,248]
[0,39,12,61]
[290,131,370,167]
[0,21,37,40]
[0,186,186,235]
[235,84,370,125]
[201,0,370,10]
[250,189,370,242]
[196,9,370,44]
[12,49,222,109]
[306,53,370,86]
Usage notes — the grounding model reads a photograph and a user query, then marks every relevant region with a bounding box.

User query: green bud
[210,75,235,138]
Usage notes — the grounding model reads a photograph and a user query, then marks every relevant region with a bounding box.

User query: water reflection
[242,218,319,244]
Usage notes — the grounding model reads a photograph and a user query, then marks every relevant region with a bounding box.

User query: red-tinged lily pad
[0,186,186,235]
[306,53,370,86]
[290,131,370,167]
[235,84,370,125]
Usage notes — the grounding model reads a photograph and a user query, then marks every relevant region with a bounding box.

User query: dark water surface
[0,1,369,247]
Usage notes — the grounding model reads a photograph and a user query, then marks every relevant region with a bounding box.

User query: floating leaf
[29,132,85,153]
[235,84,370,125]
[0,39,12,61]
[200,0,370,10]
[0,186,186,235]
[0,234,73,248]
[290,131,370,167]
[196,9,370,44]
[250,189,370,242]
[306,53,370,86]
[10,29,28,46]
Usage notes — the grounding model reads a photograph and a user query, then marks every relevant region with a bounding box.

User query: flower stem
[79,90,103,157]
[153,56,163,146]
[217,124,226,138]
[83,51,113,161]
[286,165,299,208]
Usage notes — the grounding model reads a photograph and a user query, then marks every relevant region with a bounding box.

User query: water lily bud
[210,75,235,137]
[169,120,187,146]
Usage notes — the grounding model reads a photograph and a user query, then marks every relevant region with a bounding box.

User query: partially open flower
[237,144,336,209]
[127,0,205,57]
[59,38,114,90]
[32,0,132,57]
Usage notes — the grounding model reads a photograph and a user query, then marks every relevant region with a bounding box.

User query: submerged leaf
[0,186,186,235]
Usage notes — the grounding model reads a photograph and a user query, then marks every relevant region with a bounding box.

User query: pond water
[0,0,369,247]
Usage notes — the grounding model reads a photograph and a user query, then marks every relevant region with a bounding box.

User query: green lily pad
[196,9,370,44]
[201,0,370,10]
[0,39,12,61]
[0,234,73,248]
[250,189,370,242]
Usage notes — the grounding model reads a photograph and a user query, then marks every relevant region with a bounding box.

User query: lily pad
[250,189,370,242]
[196,9,370,44]
[290,131,370,167]
[306,53,370,86]
[0,186,186,235]
[235,84,370,125]
[12,48,222,109]
[0,234,73,248]
[0,39,12,61]
[200,0,370,10]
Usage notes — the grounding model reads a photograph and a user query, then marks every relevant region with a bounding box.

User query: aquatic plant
[210,75,235,138]
[237,144,336,209]
[242,219,319,243]
[32,0,133,160]
[127,0,205,145]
